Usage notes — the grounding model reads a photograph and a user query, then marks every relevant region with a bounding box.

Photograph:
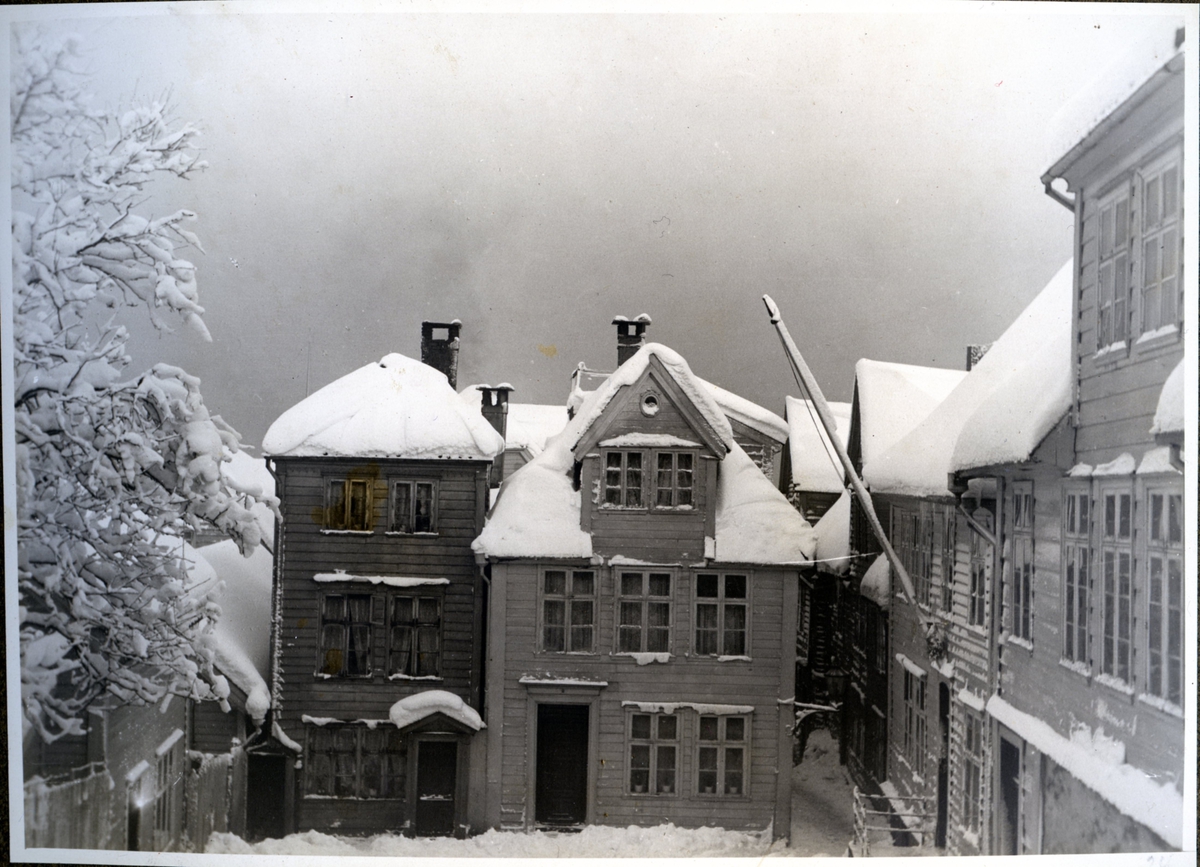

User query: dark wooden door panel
[535,704,589,825]
[415,741,457,837]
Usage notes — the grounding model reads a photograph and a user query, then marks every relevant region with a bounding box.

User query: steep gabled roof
[865,260,1073,496]
[263,353,504,460]
[473,343,814,564]
[698,378,788,443]
[785,397,851,494]
[504,404,569,457]
[854,360,966,481]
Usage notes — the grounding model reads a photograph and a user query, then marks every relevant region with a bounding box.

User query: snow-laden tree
[13,30,277,743]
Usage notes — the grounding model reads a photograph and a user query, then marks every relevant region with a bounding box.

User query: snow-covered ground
[207,728,869,858]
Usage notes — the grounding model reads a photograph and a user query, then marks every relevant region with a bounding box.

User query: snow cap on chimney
[613,313,652,367]
[421,320,462,389]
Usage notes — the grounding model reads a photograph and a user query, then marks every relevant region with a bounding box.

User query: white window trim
[614,569,675,656]
[692,571,752,658]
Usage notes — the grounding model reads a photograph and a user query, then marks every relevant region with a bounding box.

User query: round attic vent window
[641,394,660,417]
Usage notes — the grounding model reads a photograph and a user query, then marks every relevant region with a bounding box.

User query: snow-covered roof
[474,344,814,565]
[855,359,966,480]
[697,378,788,443]
[813,489,851,575]
[785,397,851,494]
[859,555,890,609]
[389,690,484,732]
[1044,19,1186,177]
[505,403,569,457]
[570,344,733,452]
[867,261,1074,495]
[263,353,505,460]
[197,540,273,721]
[1151,359,1185,439]
[987,695,1182,849]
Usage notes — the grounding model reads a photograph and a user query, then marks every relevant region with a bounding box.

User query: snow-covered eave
[264,450,494,461]
[707,557,811,569]
[1042,48,1184,182]
[950,413,1071,479]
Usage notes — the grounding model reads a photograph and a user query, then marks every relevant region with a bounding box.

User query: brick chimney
[613,313,652,367]
[477,383,513,440]
[421,320,462,388]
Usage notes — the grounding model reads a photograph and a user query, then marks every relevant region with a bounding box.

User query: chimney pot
[421,320,463,388]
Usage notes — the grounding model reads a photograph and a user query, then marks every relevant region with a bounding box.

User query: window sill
[388,673,443,682]
[1057,658,1091,679]
[384,531,440,537]
[1093,671,1135,696]
[695,791,746,799]
[302,794,406,801]
[1137,693,1184,717]
[1092,341,1128,364]
[627,790,678,798]
[313,672,375,680]
[320,529,374,536]
[615,652,672,665]
[1135,323,1180,350]
[715,655,752,663]
[1004,635,1033,652]
[537,650,599,657]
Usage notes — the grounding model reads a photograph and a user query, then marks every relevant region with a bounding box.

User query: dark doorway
[415,740,458,837]
[935,683,950,848]
[127,789,142,851]
[999,737,1021,855]
[535,704,589,825]
[246,754,288,841]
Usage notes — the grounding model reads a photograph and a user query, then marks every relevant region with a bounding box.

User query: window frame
[1136,149,1183,338]
[1144,485,1183,708]
[602,449,646,508]
[1095,181,1132,352]
[388,479,439,534]
[615,570,674,655]
[318,592,375,678]
[539,568,597,654]
[892,505,933,608]
[696,713,751,798]
[323,476,374,532]
[387,593,443,679]
[1097,482,1134,686]
[1062,485,1092,667]
[626,711,680,796]
[902,669,927,779]
[940,505,957,613]
[653,450,696,509]
[602,448,701,512]
[967,509,992,630]
[961,708,983,835]
[304,724,408,800]
[692,572,751,658]
[1009,481,1034,644]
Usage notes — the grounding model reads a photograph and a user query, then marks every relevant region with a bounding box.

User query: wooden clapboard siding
[272,457,489,737]
[191,689,244,754]
[490,559,792,832]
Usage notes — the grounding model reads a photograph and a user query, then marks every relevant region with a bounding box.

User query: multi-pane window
[306,726,407,799]
[628,713,678,795]
[1146,490,1183,706]
[1062,489,1091,664]
[655,452,694,507]
[319,594,372,676]
[390,481,436,533]
[968,511,992,628]
[604,451,644,507]
[1099,488,1133,683]
[542,570,595,653]
[894,507,933,606]
[1140,157,1182,334]
[325,477,372,531]
[694,573,748,656]
[152,740,180,848]
[1010,483,1034,642]
[903,671,927,778]
[388,596,441,678]
[617,572,672,653]
[941,507,957,612]
[962,710,983,834]
[697,715,748,797]
[1097,189,1131,348]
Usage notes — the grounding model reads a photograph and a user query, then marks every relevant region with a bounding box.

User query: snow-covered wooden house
[473,338,815,837]
[779,397,852,523]
[840,358,966,822]
[260,324,504,838]
[947,20,1186,854]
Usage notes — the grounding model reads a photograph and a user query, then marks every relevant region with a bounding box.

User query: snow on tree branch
[12,28,278,743]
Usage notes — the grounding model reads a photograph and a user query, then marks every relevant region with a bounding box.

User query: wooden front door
[415,740,457,837]
[535,704,589,826]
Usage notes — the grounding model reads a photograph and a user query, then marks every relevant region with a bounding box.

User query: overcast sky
[11,4,1183,448]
